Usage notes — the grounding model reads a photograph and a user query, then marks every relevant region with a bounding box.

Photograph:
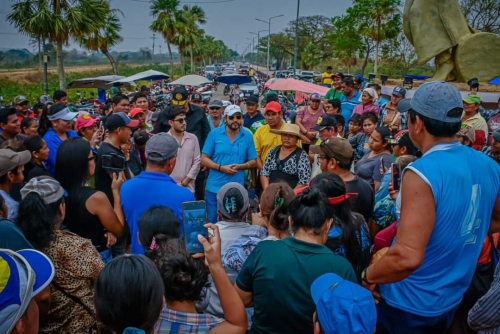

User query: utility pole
[150,33,158,61]
[159,45,162,60]
[43,37,48,95]
[293,0,300,76]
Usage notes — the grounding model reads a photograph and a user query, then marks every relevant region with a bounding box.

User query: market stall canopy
[110,70,170,84]
[169,74,211,86]
[265,78,330,95]
[217,74,253,85]
[67,75,136,89]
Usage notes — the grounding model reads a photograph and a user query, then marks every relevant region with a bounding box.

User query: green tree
[150,0,181,77]
[329,15,362,73]
[177,5,206,74]
[77,3,123,75]
[8,0,108,89]
[301,43,320,69]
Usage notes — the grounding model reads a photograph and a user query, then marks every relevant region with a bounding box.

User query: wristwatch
[361,268,372,285]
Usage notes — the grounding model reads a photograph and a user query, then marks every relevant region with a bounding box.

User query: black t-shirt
[95,142,130,205]
[23,161,50,182]
[346,176,374,222]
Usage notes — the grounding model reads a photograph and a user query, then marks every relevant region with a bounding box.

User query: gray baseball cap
[0,149,31,177]
[217,182,249,219]
[392,86,406,98]
[208,99,223,108]
[397,98,412,114]
[145,133,179,161]
[411,81,463,123]
[20,176,66,204]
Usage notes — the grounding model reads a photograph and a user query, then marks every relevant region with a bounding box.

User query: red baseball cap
[75,114,97,132]
[265,101,282,113]
[130,108,145,118]
[473,129,486,150]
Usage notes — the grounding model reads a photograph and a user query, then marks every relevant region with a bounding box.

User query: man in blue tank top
[361,81,500,333]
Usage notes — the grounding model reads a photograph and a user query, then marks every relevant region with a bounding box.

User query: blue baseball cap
[411,81,463,123]
[0,249,55,333]
[311,273,376,334]
[310,93,321,100]
[355,74,365,82]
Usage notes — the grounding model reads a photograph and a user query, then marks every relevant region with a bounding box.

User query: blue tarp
[405,74,432,81]
[489,76,500,85]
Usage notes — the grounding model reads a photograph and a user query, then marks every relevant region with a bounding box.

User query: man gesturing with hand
[201,105,257,224]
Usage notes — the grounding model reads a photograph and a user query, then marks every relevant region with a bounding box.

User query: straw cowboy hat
[270,123,310,142]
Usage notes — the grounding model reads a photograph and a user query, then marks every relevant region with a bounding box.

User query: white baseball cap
[224,105,243,117]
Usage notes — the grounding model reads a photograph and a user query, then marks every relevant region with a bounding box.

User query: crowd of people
[0,68,500,334]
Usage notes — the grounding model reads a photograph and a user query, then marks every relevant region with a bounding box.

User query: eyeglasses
[325,106,332,110]
[173,118,186,124]
[228,114,242,120]
[209,107,221,110]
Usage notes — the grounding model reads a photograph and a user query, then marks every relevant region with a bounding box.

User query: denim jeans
[376,298,457,334]
[206,191,218,224]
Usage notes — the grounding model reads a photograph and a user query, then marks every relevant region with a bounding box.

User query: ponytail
[269,184,290,231]
[16,192,63,250]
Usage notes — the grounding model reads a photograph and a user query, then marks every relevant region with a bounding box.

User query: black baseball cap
[313,114,338,131]
[105,112,139,131]
[140,85,150,92]
[246,95,259,104]
[171,87,189,106]
[349,114,362,125]
[191,93,202,102]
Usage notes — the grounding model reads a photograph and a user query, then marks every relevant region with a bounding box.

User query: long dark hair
[17,192,64,250]
[54,137,91,208]
[38,104,53,136]
[260,182,295,231]
[24,135,44,154]
[20,117,37,135]
[95,255,164,334]
[139,206,181,260]
[310,173,363,271]
[288,187,334,235]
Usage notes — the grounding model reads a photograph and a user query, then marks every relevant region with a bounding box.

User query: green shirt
[236,237,356,334]
[324,88,343,100]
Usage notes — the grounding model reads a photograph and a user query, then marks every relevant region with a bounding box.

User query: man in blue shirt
[339,77,361,129]
[120,132,195,254]
[201,105,257,223]
[43,104,78,175]
[362,81,500,333]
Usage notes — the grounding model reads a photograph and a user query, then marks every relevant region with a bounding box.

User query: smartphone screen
[101,154,125,172]
[182,201,208,253]
[392,163,401,191]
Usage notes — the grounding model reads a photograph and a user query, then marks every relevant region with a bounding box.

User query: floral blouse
[260,146,311,186]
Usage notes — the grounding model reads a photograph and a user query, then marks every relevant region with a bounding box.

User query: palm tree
[8,0,108,90]
[202,35,217,64]
[77,3,123,75]
[177,5,206,74]
[302,43,320,69]
[150,0,181,77]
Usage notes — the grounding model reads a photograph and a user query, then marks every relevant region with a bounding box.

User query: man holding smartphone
[201,105,257,224]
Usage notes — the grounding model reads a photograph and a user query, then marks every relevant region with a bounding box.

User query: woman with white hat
[260,123,311,190]
[352,88,380,117]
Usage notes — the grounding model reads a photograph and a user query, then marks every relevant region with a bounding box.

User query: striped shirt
[155,307,224,334]
[468,264,500,333]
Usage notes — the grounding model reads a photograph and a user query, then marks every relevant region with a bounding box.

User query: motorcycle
[223,84,230,96]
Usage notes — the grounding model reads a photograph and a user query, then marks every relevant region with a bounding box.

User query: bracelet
[361,268,372,285]
[218,164,221,171]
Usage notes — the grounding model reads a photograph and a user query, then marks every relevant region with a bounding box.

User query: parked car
[240,78,260,97]
[205,66,216,75]
[300,71,315,82]
[239,65,249,75]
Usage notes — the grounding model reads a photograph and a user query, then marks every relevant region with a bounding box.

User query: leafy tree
[329,15,362,73]
[77,2,123,75]
[460,0,500,34]
[302,43,320,69]
[150,0,181,76]
[177,5,205,74]
[8,0,108,89]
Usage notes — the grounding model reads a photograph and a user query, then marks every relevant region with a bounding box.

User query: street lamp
[246,38,254,64]
[293,0,300,76]
[250,30,268,68]
[256,14,284,75]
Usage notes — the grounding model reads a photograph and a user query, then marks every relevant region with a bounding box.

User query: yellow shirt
[462,113,489,139]
[254,123,302,163]
[249,69,255,76]
[322,72,333,85]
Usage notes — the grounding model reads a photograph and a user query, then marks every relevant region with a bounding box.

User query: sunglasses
[228,114,242,120]
[173,118,186,124]
[209,107,221,110]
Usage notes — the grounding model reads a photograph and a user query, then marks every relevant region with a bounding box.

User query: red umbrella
[265,78,330,95]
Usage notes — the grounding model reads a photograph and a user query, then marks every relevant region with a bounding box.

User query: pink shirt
[296,106,325,144]
[352,103,380,117]
[167,131,201,193]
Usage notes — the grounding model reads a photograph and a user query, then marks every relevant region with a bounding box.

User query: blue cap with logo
[411,81,463,123]
[0,249,55,333]
[311,273,376,334]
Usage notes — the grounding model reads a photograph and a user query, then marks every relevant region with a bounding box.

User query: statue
[403,0,500,83]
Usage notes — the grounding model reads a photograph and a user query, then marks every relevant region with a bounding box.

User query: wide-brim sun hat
[270,123,309,142]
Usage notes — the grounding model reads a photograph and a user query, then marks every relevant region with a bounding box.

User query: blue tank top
[380,142,500,316]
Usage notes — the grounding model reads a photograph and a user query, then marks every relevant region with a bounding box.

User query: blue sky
[0,0,352,53]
